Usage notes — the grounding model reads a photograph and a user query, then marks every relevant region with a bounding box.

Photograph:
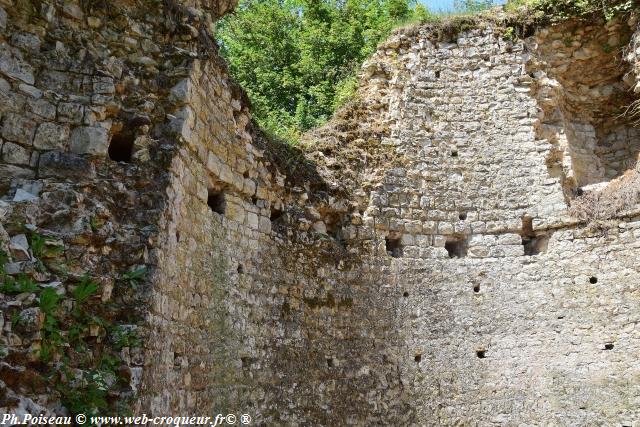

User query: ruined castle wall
[142,55,413,424]
[339,18,640,425]
[2,0,640,425]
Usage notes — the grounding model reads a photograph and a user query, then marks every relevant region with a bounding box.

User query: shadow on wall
[531,19,640,192]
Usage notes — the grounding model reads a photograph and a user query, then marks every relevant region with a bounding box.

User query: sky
[419,0,507,12]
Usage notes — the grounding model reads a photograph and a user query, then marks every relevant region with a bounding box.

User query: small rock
[312,221,327,234]
[0,7,6,32]
[17,84,42,98]
[9,234,29,261]
[40,281,65,296]
[4,262,22,275]
[135,56,158,67]
[87,16,102,28]
[12,189,38,202]
[15,307,44,333]
[62,2,83,20]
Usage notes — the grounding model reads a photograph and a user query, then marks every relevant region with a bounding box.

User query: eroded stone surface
[0,0,638,425]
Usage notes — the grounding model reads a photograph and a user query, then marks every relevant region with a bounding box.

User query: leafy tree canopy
[216,0,431,141]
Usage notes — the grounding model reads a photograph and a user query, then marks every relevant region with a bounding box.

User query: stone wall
[1,1,640,425]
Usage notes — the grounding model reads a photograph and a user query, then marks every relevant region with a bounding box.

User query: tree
[216,0,424,141]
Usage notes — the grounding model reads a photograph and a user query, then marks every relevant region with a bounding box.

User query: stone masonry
[1,0,640,425]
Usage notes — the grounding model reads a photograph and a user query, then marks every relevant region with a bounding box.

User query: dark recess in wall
[386,236,403,258]
[207,190,225,215]
[445,236,467,258]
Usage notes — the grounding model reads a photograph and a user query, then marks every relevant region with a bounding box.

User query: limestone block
[70,126,109,155]
[225,202,245,223]
[18,84,42,98]
[168,107,194,142]
[0,164,35,183]
[93,77,115,95]
[219,164,234,185]
[247,212,259,230]
[496,233,523,245]
[11,33,41,53]
[0,45,34,84]
[467,246,490,258]
[0,7,6,32]
[438,222,454,234]
[38,151,95,178]
[401,234,414,245]
[1,113,36,145]
[169,79,193,105]
[433,235,446,248]
[2,142,30,165]
[242,178,256,196]
[259,216,271,234]
[29,99,56,120]
[33,123,70,150]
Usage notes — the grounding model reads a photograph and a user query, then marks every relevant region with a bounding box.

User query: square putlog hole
[445,236,468,258]
[207,190,225,215]
[385,236,403,258]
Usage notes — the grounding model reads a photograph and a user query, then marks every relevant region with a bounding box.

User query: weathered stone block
[0,7,6,32]
[70,126,109,155]
[39,151,95,178]
[247,212,259,230]
[29,99,56,120]
[58,102,84,124]
[2,141,30,165]
[33,123,70,150]
[0,46,34,84]
[169,79,193,105]
[1,113,36,145]
[0,164,35,184]
[11,33,41,53]
[93,76,115,95]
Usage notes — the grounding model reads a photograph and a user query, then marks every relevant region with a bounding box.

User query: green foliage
[0,274,39,294]
[28,230,64,259]
[0,250,8,276]
[504,0,637,21]
[39,287,63,363]
[111,325,141,350]
[58,368,109,417]
[122,266,147,287]
[72,275,99,306]
[217,0,429,142]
